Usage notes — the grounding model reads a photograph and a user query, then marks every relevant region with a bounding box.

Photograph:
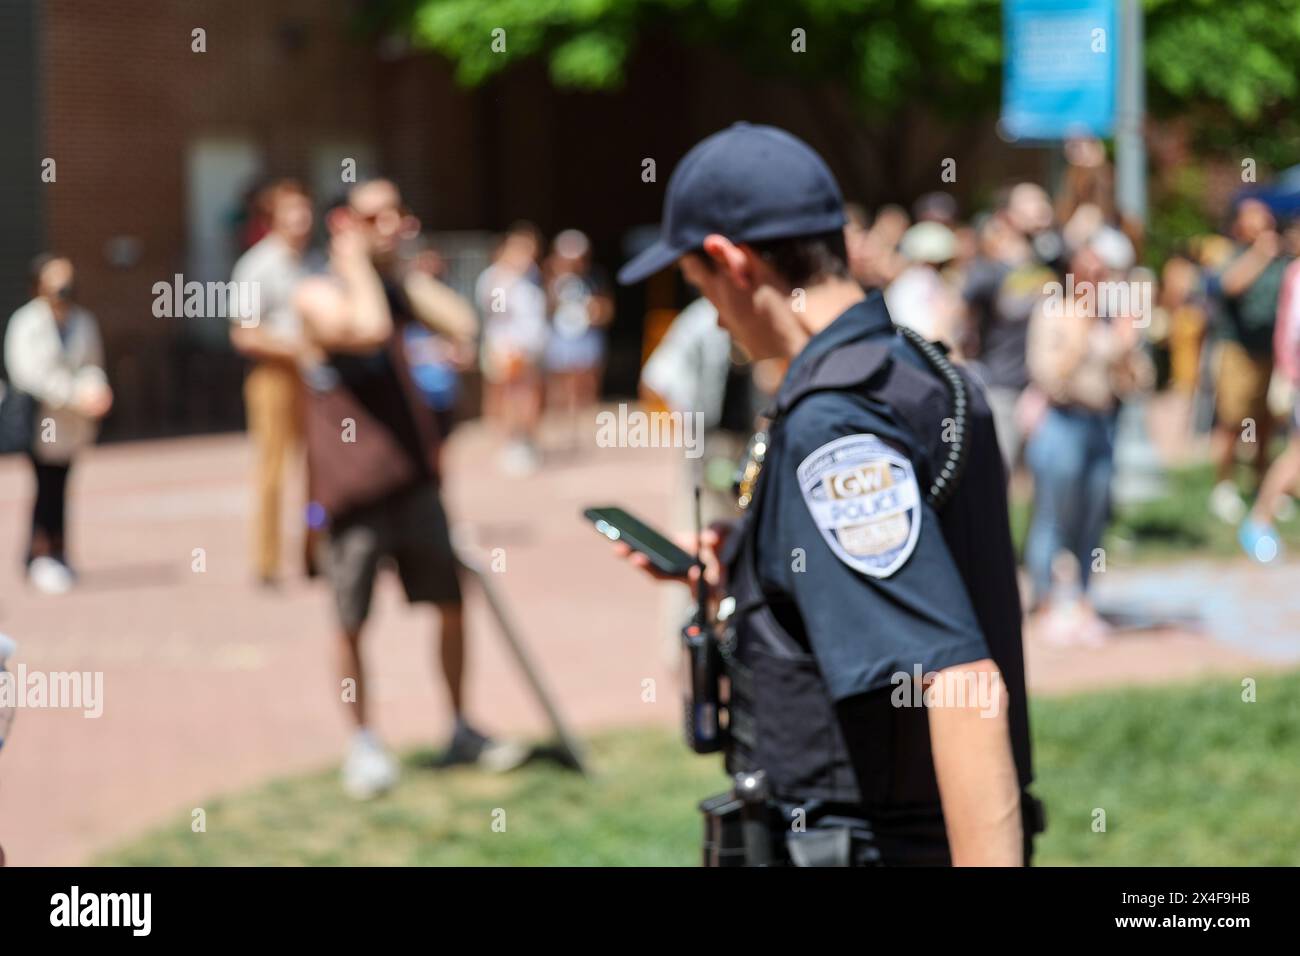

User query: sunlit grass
[101,670,1300,866]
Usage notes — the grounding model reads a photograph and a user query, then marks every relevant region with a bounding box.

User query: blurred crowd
[643,139,1300,648]
[472,222,613,476]
[838,158,1300,643]
[225,183,617,587]
[0,177,617,795]
[8,150,1300,660]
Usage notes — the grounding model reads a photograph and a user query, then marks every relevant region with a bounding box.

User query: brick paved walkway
[0,414,1289,864]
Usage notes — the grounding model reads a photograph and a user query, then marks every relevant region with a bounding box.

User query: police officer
[616,123,1041,866]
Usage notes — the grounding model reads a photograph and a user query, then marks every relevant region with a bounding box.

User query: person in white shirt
[229,180,314,585]
[474,223,548,475]
[885,221,964,350]
[4,254,113,594]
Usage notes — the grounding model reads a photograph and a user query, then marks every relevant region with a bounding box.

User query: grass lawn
[101,668,1300,866]
[1009,460,1300,564]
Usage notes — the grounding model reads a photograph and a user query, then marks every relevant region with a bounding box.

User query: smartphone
[583,506,696,578]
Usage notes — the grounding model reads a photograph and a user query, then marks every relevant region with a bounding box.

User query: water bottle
[0,633,16,753]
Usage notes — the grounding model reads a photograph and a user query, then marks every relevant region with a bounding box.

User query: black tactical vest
[719,330,1034,809]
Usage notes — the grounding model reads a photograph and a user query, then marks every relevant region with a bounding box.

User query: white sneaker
[1208,481,1246,525]
[1037,601,1109,648]
[478,738,531,773]
[341,733,399,800]
[28,557,74,595]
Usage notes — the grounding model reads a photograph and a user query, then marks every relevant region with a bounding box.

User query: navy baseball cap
[617,122,847,285]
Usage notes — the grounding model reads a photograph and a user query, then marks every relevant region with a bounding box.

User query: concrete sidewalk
[0,418,1284,865]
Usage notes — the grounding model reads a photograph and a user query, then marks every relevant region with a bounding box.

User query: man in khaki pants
[230,180,314,585]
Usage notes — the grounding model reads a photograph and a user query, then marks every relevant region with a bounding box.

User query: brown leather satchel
[303,330,441,522]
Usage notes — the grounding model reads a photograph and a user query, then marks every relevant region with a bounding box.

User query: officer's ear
[701,234,753,290]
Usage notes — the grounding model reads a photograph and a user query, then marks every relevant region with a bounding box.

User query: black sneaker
[438,723,529,772]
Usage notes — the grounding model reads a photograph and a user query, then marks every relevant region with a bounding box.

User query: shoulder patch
[796,433,921,579]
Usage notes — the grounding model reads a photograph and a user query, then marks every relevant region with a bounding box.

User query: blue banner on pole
[1002,0,1117,141]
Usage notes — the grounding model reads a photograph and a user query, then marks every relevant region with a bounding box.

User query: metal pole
[1115,0,1147,229]
[453,543,587,774]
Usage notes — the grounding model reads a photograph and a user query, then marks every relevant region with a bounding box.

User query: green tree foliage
[1146,0,1300,124]
[369,0,1300,135]
[1145,0,1300,167]
[368,0,1003,116]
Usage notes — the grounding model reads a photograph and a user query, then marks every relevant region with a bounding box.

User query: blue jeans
[1025,407,1116,604]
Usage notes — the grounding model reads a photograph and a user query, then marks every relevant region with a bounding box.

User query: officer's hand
[612,522,731,594]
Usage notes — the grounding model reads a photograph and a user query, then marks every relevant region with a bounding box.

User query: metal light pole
[1115,0,1147,229]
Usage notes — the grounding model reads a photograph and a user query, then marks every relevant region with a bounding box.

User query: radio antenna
[693,484,708,614]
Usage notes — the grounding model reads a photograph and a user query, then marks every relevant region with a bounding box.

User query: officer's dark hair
[695,230,850,287]
[748,230,850,286]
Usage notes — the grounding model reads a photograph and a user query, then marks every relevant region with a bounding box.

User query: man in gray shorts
[327,483,461,632]
[296,178,524,798]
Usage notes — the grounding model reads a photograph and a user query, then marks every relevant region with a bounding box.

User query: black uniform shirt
[751,293,1034,808]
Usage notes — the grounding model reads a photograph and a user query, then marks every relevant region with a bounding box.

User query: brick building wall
[0,0,42,324]
[38,0,392,438]
[8,0,1045,441]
